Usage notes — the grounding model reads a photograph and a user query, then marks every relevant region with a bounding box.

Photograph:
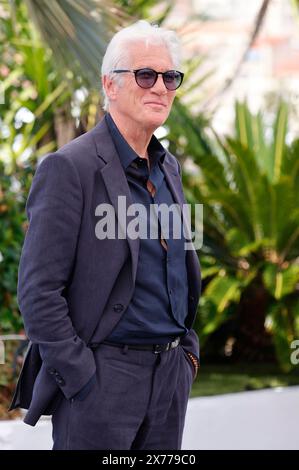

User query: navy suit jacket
[9,116,201,426]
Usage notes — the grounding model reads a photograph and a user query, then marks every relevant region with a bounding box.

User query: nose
[151,74,167,94]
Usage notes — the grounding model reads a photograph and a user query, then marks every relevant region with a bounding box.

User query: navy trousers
[51,342,194,450]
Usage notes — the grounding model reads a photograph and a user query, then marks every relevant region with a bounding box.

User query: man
[9,20,201,450]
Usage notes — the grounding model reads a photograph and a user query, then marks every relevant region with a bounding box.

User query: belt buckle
[153,344,165,354]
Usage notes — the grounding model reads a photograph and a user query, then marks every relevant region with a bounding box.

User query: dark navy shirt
[105,113,189,344]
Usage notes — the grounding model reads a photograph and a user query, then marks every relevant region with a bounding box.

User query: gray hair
[101,20,182,111]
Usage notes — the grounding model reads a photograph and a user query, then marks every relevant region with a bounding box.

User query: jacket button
[47,367,56,375]
[113,303,124,313]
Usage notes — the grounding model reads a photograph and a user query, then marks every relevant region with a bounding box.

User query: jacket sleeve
[180,328,200,362]
[17,152,96,400]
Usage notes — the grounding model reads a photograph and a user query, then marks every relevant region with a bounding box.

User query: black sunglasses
[111,68,184,91]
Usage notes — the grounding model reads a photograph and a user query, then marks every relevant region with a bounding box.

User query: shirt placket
[146,178,168,251]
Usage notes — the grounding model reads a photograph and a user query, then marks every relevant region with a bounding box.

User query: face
[103,42,177,133]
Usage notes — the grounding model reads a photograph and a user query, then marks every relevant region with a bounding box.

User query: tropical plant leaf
[204,275,241,312]
[22,0,126,88]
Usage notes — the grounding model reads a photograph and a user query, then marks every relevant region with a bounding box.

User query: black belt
[90,337,181,354]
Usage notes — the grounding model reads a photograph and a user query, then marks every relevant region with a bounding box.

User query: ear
[102,74,118,103]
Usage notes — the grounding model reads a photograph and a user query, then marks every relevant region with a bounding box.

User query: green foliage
[190,363,299,398]
[23,0,124,89]
[167,100,299,371]
[115,0,173,24]
[0,161,33,333]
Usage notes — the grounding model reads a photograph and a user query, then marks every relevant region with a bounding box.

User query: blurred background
[0,0,299,448]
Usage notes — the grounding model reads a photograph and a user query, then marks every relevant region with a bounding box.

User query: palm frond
[22,0,127,88]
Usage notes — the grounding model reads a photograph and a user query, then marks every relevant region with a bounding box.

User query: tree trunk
[232,278,276,362]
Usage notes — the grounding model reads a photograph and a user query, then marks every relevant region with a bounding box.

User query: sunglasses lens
[135,69,156,88]
[163,71,182,90]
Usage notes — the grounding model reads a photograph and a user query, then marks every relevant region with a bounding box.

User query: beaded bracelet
[186,351,199,380]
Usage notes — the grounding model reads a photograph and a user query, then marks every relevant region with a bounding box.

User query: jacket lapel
[91,118,140,286]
